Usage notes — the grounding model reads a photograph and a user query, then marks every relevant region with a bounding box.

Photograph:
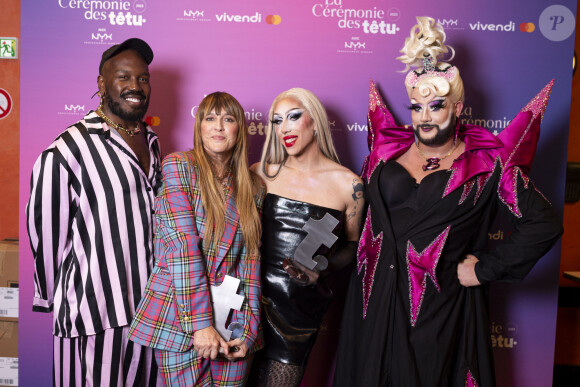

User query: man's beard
[103,91,149,123]
[413,115,456,147]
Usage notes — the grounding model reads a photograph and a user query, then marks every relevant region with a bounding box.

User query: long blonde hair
[191,92,261,256]
[260,88,340,178]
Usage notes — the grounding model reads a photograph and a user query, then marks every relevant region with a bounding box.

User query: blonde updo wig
[397,16,464,103]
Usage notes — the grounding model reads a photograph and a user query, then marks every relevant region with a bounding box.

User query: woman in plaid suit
[128,92,265,386]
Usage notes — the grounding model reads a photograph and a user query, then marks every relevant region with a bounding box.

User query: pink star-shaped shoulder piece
[496,80,554,217]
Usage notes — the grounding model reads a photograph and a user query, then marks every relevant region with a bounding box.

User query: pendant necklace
[416,142,459,171]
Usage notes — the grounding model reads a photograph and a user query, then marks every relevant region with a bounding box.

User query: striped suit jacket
[128,151,265,354]
[26,111,162,338]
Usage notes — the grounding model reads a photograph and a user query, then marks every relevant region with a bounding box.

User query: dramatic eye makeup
[287,109,304,121]
[407,98,447,112]
[408,103,423,112]
[271,108,304,127]
[271,115,283,127]
[428,99,446,111]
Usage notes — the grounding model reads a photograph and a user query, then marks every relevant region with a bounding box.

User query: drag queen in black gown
[248,88,364,386]
[333,17,562,386]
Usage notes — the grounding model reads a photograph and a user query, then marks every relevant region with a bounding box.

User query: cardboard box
[0,241,18,386]
[0,321,17,358]
[0,320,17,386]
[0,241,18,324]
[0,240,17,289]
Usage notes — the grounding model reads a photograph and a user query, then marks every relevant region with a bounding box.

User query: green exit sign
[0,38,18,59]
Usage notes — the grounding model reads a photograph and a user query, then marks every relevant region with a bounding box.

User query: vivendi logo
[57,0,147,26]
[469,20,516,32]
[214,12,282,25]
[346,121,368,132]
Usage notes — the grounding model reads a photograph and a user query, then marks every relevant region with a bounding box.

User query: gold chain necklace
[219,172,233,201]
[211,162,233,201]
[416,141,459,171]
[96,105,141,137]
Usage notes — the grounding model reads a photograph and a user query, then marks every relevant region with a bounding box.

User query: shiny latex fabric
[259,193,344,366]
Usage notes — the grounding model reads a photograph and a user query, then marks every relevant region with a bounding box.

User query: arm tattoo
[347,179,364,221]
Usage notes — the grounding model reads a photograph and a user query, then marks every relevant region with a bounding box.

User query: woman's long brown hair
[191,92,261,256]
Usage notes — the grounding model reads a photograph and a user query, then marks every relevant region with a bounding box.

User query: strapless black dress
[259,193,344,366]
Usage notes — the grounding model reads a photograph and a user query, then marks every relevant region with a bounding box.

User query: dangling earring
[98,92,104,109]
[453,116,459,145]
[314,130,318,137]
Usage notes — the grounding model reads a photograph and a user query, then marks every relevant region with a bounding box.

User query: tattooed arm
[326,177,365,272]
[286,176,365,284]
[347,178,365,224]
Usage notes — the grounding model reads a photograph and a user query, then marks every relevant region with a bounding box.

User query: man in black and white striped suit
[27,38,163,386]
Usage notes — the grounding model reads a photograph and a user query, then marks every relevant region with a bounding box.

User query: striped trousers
[53,326,162,387]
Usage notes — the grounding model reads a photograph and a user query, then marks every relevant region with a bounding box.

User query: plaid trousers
[155,348,254,386]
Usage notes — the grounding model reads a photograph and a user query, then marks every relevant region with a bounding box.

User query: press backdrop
[19,1,576,386]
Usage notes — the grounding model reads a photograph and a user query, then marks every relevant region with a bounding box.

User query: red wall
[560,24,580,286]
[554,18,580,366]
[0,0,20,240]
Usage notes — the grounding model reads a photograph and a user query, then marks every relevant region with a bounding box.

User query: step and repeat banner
[20,1,576,386]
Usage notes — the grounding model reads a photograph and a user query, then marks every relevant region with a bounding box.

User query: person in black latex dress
[248,88,364,386]
[333,17,563,387]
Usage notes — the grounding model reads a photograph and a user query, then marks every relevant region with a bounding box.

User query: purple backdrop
[19,1,576,386]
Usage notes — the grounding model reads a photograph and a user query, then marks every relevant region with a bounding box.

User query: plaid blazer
[129,151,264,354]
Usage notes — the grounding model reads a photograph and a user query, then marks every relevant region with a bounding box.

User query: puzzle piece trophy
[210,275,244,352]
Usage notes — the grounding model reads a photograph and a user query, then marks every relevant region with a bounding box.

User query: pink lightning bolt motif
[357,208,383,319]
[465,369,479,387]
[406,226,450,326]
[473,172,493,205]
[458,179,475,205]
